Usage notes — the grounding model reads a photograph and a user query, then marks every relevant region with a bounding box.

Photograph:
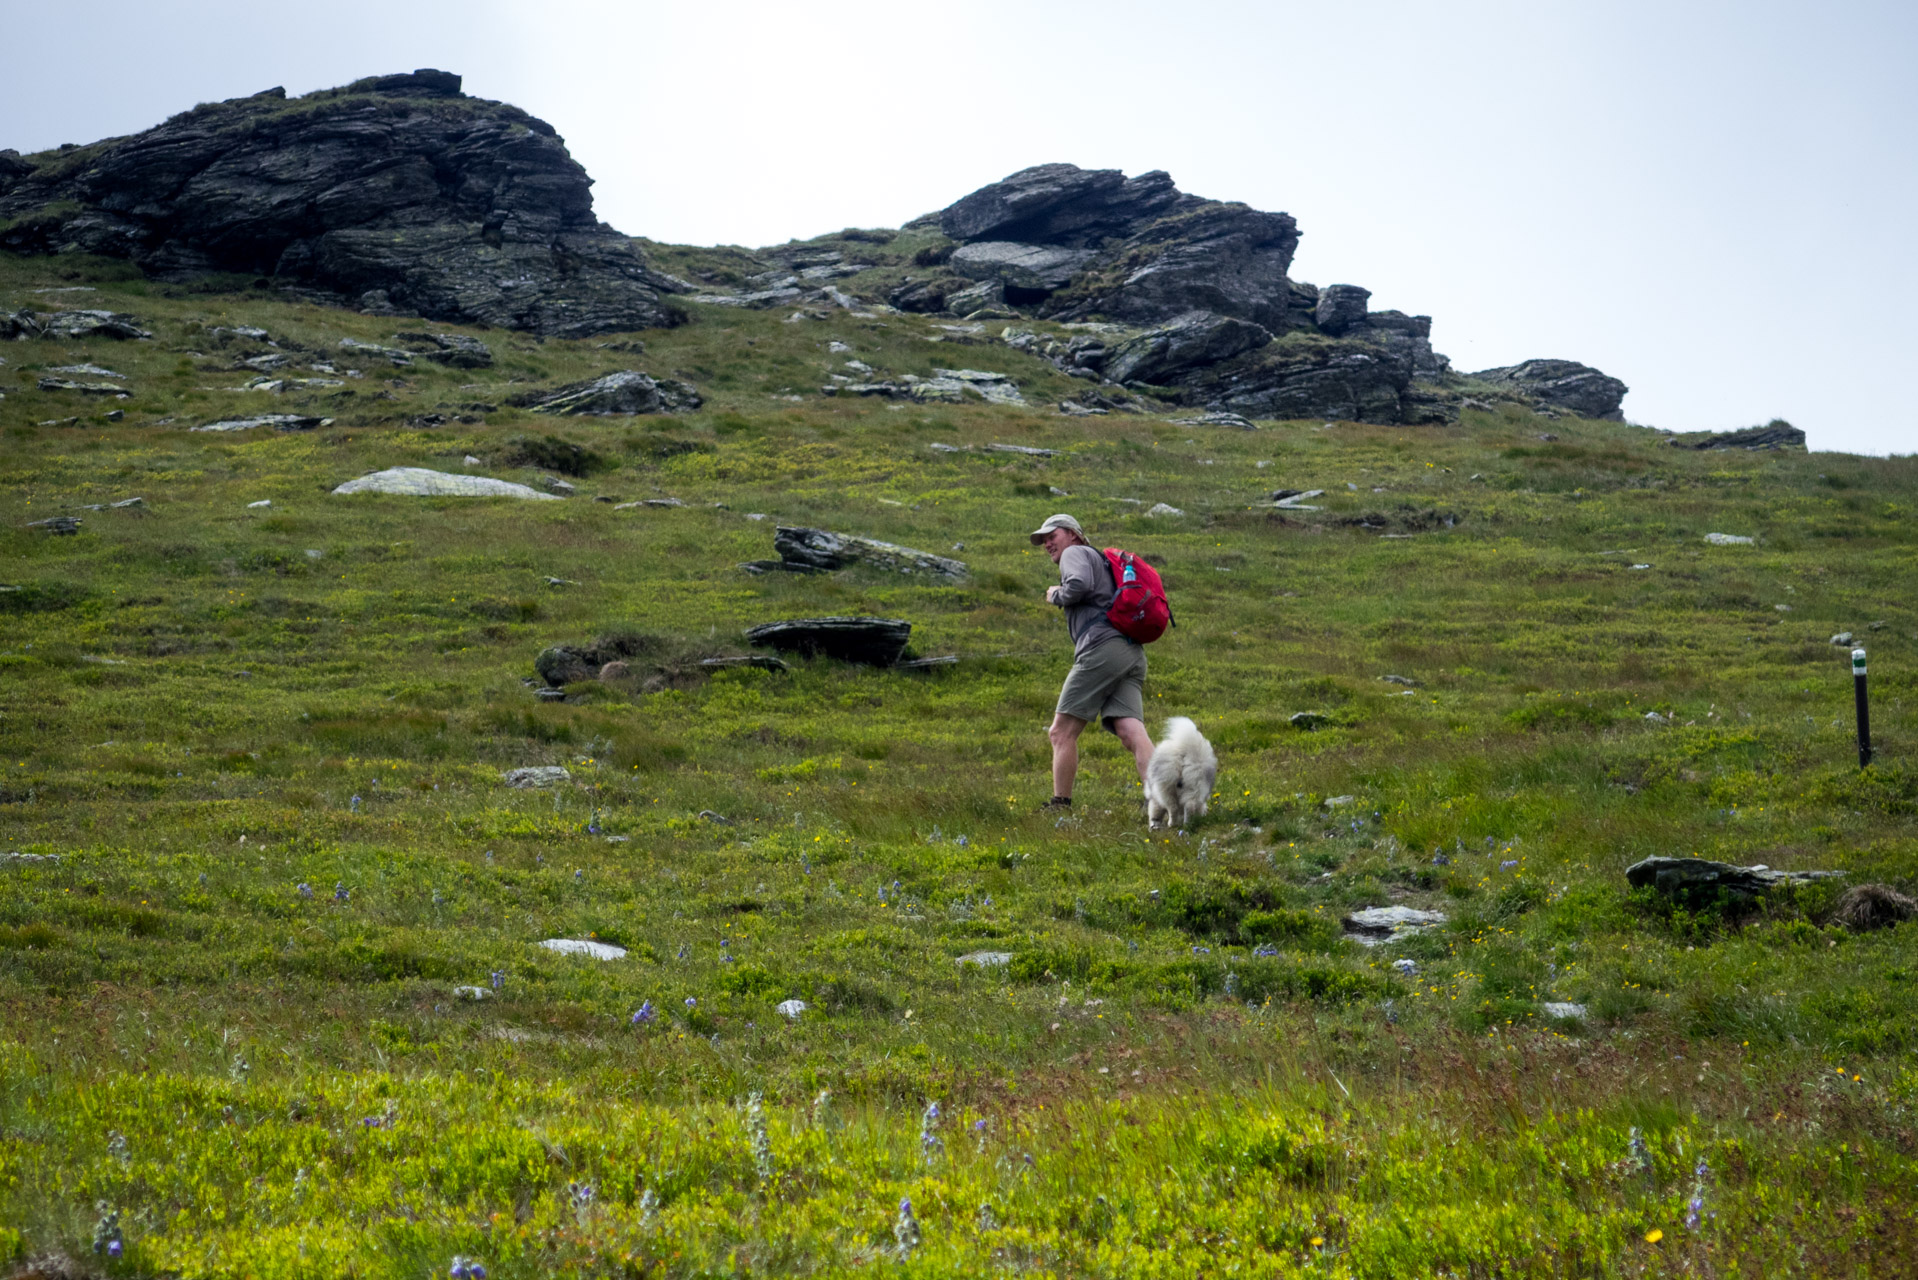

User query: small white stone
[247,499,272,508]
[776,999,807,1019]
[453,985,493,1000]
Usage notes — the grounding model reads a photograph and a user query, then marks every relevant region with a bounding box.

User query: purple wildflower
[333,882,349,903]
[490,970,504,992]
[1500,859,1519,870]
[632,1001,656,1025]
[296,882,313,899]
[684,996,697,1008]
[106,1240,122,1259]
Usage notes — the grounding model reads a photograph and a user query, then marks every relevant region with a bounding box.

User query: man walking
[1030,514,1153,809]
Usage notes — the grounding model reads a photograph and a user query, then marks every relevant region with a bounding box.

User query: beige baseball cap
[1028,513,1083,544]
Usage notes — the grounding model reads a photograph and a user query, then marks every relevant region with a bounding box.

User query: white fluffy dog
[1144,716,1218,830]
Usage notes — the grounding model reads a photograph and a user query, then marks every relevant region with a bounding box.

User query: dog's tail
[1160,715,1200,745]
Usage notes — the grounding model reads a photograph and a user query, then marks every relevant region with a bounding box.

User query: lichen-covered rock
[772,527,967,580]
[1625,855,1845,906]
[1469,359,1628,421]
[1153,332,1415,424]
[0,72,686,338]
[394,331,493,368]
[517,370,701,415]
[1,309,151,340]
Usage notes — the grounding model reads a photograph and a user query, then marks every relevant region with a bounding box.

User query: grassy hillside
[1,250,1915,1277]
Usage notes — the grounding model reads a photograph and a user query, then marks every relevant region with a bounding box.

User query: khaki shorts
[1056,637,1147,729]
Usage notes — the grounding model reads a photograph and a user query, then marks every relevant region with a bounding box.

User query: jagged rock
[0,309,151,340]
[689,287,804,309]
[887,275,968,312]
[1625,855,1845,906]
[516,370,701,415]
[1470,359,1628,421]
[1103,310,1272,385]
[390,331,493,367]
[937,164,1300,329]
[0,72,686,337]
[192,414,332,432]
[1271,489,1324,510]
[943,278,1005,316]
[773,527,968,580]
[745,617,912,666]
[332,467,560,498]
[1668,420,1806,450]
[1314,285,1371,336]
[27,516,82,535]
[1289,711,1330,729]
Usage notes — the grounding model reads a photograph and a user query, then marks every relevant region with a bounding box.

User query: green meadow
[1,250,1915,1277]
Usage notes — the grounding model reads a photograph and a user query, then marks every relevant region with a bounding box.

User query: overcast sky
[5,1,1913,454]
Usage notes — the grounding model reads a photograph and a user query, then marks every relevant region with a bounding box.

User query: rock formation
[1469,359,1628,422]
[0,71,687,337]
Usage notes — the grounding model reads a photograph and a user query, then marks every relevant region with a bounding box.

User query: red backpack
[1101,547,1174,643]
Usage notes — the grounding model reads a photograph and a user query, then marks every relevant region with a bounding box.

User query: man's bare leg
[1047,713,1088,799]
[1110,716,1154,781]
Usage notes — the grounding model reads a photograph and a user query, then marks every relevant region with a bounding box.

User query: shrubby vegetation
[0,251,1914,1275]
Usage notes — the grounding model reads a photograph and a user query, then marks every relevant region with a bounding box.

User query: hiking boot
[1040,796,1073,810]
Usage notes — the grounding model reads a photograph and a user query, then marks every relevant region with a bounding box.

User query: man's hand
[1045,585,1061,605]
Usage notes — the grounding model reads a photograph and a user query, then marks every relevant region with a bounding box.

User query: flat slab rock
[772,526,967,580]
[502,766,571,788]
[193,414,333,433]
[746,616,912,666]
[333,467,560,499]
[1343,906,1446,945]
[1626,856,1845,902]
[956,950,1012,967]
[540,938,626,960]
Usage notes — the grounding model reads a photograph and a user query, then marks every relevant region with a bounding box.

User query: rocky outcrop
[1,309,152,340]
[0,71,686,338]
[1136,330,1416,424]
[1668,420,1806,450]
[1626,855,1844,907]
[1470,359,1628,421]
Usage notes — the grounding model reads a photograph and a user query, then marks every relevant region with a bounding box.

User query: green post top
[1852,647,1867,673]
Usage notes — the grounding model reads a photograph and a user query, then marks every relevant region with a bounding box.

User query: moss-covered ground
[1,251,1915,1276]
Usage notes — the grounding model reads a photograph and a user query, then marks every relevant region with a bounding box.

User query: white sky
[5,0,1913,454]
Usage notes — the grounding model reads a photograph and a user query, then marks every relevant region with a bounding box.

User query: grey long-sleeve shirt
[1053,543,1127,660]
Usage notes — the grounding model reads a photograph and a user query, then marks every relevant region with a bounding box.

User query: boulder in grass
[1343,905,1446,945]
[503,766,571,788]
[540,938,626,960]
[1625,855,1845,907]
[394,331,493,368]
[332,467,559,499]
[518,370,701,416]
[746,616,912,666]
[193,414,333,433]
[772,527,967,580]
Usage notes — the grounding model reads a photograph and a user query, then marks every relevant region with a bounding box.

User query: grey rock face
[1626,855,1844,906]
[746,617,913,666]
[517,370,701,415]
[37,377,129,396]
[1163,334,1414,424]
[1343,905,1446,944]
[1314,285,1372,336]
[773,527,968,580]
[331,467,560,498]
[949,241,1097,293]
[1103,310,1272,385]
[0,71,685,338]
[504,766,571,788]
[1470,359,1628,421]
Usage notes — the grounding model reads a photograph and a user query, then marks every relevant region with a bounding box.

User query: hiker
[1031,513,1155,809]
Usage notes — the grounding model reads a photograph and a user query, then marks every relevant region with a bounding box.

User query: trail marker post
[1852,647,1872,769]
